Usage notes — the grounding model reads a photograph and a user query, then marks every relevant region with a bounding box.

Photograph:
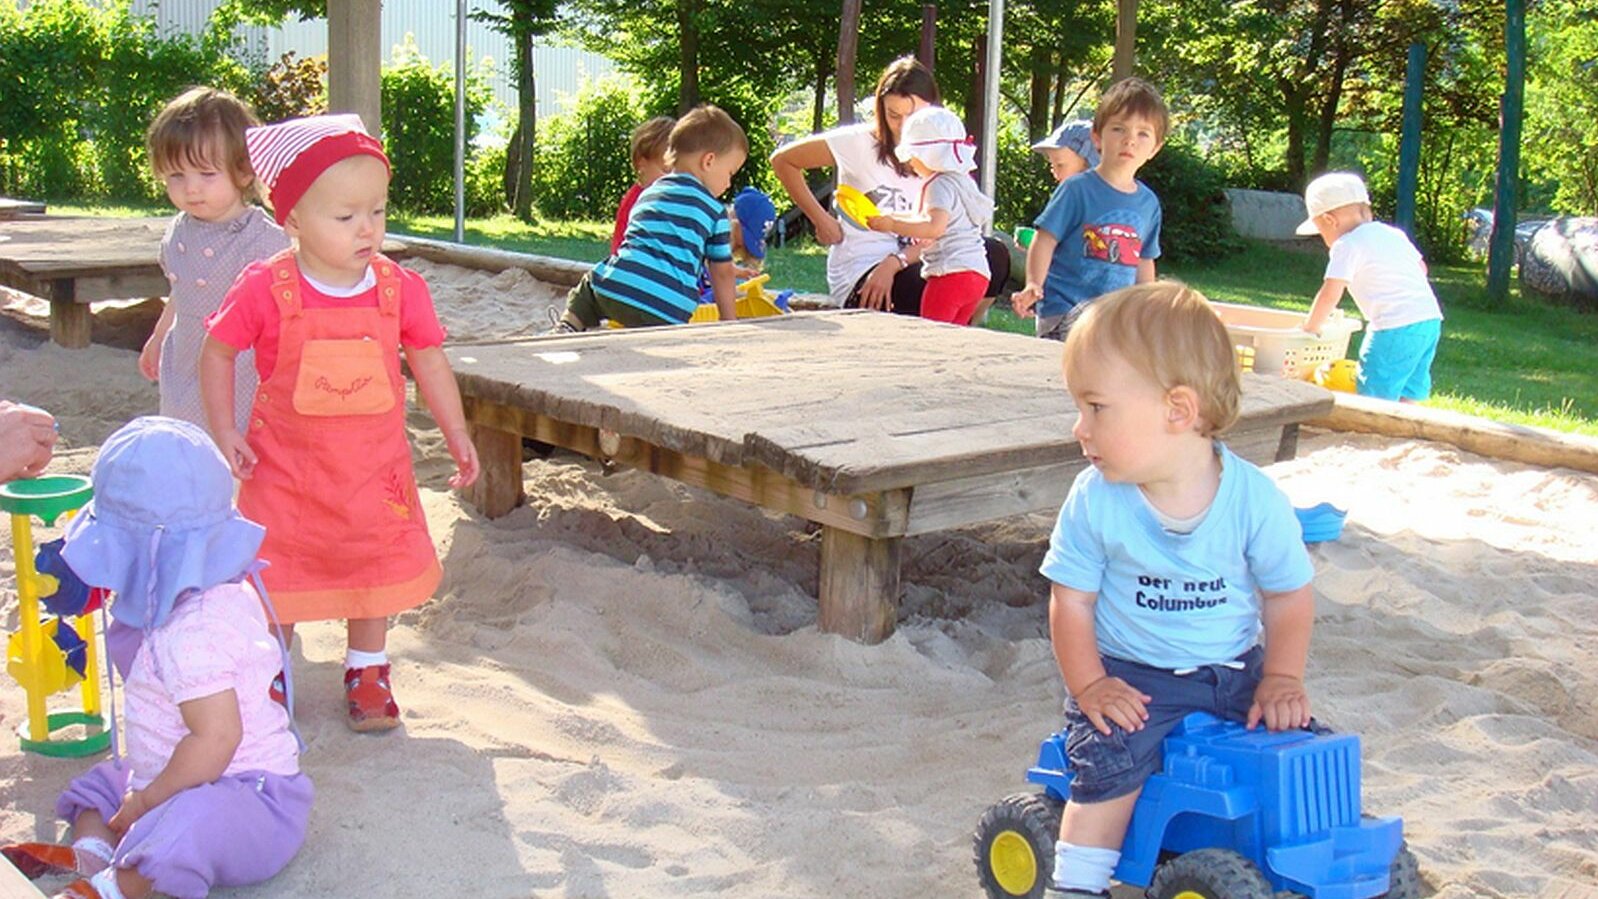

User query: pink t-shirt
[206,258,447,382]
[122,580,300,790]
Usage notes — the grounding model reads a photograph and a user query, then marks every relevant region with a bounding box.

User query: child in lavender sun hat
[1,416,311,899]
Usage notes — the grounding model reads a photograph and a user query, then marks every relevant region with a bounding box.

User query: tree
[473,0,561,221]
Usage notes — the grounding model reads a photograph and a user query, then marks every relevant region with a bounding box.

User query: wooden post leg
[1275,423,1301,462]
[818,526,900,644]
[49,279,90,349]
[463,423,524,518]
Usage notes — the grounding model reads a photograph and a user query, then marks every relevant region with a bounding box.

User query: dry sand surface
[2,263,1596,898]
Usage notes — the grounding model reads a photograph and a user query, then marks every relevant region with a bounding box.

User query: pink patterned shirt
[122,581,300,790]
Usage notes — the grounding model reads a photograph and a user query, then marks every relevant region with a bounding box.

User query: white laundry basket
[1210,302,1363,379]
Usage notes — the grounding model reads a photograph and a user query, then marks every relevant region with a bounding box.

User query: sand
[2,261,1596,898]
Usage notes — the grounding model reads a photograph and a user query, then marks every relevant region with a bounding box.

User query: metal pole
[979,0,1004,233]
[1394,42,1425,239]
[453,0,467,243]
[1486,0,1525,304]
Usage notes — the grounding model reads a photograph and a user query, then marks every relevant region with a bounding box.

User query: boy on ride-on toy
[1040,282,1315,897]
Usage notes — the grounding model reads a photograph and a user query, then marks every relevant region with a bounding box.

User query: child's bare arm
[199,337,256,479]
[110,689,242,834]
[1302,278,1349,335]
[866,208,949,241]
[1249,583,1314,731]
[1050,582,1151,734]
[1136,258,1157,284]
[707,259,738,322]
[405,345,479,489]
[139,301,177,382]
[1012,228,1061,316]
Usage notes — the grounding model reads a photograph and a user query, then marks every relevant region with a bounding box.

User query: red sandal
[2,842,77,879]
[344,664,400,732]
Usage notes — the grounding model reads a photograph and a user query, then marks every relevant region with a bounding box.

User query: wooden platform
[447,311,1333,643]
[0,215,408,348]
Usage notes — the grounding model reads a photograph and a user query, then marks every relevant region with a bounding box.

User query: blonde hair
[1063,282,1241,436]
[630,116,675,165]
[1094,77,1170,143]
[665,105,748,168]
[147,87,261,199]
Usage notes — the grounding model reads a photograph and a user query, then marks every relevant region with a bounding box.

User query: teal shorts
[1357,318,1441,401]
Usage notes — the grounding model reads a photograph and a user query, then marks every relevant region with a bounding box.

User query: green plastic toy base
[17,711,110,758]
[0,474,93,525]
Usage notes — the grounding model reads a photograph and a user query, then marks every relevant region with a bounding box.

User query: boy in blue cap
[730,186,777,271]
[1032,119,1100,184]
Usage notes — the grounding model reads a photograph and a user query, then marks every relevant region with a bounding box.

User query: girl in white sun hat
[865,105,995,325]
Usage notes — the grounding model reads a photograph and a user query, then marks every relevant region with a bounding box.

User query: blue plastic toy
[1295,502,1348,543]
[974,713,1419,899]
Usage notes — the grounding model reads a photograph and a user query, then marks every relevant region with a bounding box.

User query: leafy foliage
[1139,137,1239,265]
[251,52,328,123]
[378,38,491,215]
[529,74,647,220]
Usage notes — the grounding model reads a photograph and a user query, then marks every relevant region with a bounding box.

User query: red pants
[919,270,990,325]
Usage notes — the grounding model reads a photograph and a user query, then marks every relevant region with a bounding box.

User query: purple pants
[56,760,312,899]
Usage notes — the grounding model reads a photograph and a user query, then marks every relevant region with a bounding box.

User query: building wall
[127,0,615,116]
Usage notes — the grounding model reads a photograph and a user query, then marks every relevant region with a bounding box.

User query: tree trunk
[836,0,862,124]
[1028,62,1051,139]
[511,31,537,221]
[1311,2,1353,174]
[677,0,700,113]
[1052,64,1067,126]
[812,54,830,133]
[1284,93,1308,186]
[918,5,937,72]
[966,33,987,145]
[1114,0,1138,81]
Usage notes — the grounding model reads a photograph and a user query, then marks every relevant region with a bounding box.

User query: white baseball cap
[1296,172,1370,235]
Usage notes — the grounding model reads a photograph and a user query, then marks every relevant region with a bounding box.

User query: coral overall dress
[237,250,441,623]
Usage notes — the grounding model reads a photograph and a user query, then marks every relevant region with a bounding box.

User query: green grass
[44,206,1598,435]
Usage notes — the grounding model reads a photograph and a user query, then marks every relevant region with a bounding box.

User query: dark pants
[845,236,1013,315]
[564,272,673,329]
[1063,646,1264,803]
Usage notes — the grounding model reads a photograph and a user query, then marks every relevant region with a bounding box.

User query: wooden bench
[446,311,1332,644]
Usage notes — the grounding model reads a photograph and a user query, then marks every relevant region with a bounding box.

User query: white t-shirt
[822,123,926,302]
[1324,221,1443,331]
[919,173,991,279]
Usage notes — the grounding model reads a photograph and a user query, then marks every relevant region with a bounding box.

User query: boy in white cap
[1032,118,1101,184]
[865,105,994,325]
[1297,171,1443,402]
[200,114,480,732]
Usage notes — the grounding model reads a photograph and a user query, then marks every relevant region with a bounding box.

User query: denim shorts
[1062,646,1264,803]
[1357,318,1441,401]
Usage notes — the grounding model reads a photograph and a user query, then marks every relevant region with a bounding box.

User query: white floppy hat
[1297,172,1370,235]
[895,106,977,174]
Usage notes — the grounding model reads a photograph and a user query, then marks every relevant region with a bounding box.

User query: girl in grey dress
[140,88,289,432]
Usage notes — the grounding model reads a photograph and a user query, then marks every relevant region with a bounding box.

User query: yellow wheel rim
[989,830,1039,895]
[1171,892,1208,899]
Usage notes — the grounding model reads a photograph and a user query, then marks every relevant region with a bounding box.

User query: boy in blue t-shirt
[1039,282,1315,897]
[1014,78,1168,341]
[556,105,746,330]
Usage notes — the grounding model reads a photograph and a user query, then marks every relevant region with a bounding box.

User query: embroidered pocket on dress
[292,338,394,416]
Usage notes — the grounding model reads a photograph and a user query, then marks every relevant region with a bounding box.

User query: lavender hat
[62,416,264,629]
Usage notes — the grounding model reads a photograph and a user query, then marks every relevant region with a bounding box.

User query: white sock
[345,648,388,669]
[71,836,113,874]
[89,867,128,899]
[1052,841,1120,894]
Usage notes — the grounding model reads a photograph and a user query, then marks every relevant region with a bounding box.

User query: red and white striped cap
[245,113,390,224]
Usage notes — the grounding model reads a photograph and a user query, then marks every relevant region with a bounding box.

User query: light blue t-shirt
[1032,170,1162,319]
[1039,444,1313,670]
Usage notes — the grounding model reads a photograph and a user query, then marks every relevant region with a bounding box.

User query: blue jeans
[1062,646,1264,803]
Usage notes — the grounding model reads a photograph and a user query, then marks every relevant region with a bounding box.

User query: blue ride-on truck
[974,713,1420,899]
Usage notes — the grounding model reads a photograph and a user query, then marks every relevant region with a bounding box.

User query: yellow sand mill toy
[2,474,110,757]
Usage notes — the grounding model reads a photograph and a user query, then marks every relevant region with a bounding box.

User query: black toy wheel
[974,792,1064,899]
[1147,848,1274,899]
[1379,844,1422,898]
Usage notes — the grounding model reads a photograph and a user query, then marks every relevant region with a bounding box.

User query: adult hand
[1073,675,1151,736]
[856,258,900,312]
[813,216,844,246]
[0,401,58,482]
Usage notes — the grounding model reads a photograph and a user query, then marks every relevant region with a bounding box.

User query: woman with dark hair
[772,57,1010,315]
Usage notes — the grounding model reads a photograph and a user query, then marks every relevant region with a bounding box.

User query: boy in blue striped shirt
[556,105,747,330]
